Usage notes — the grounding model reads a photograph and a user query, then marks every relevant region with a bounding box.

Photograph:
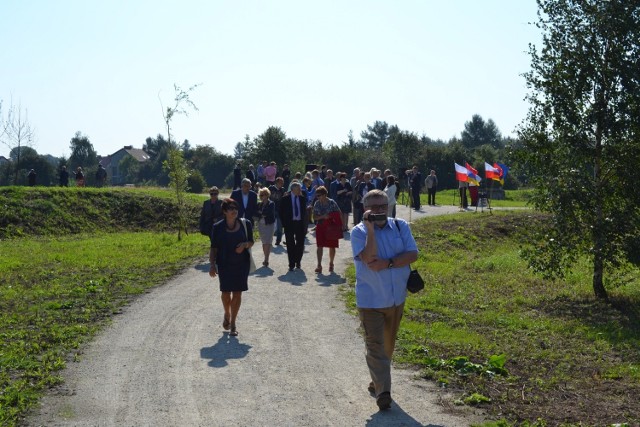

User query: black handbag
[406,269,425,293]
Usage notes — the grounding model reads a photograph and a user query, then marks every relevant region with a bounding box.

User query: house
[0,156,8,165]
[99,146,151,185]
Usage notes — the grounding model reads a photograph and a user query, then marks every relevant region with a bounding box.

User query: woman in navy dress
[209,198,254,336]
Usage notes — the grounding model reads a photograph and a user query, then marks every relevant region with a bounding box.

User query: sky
[0,0,541,160]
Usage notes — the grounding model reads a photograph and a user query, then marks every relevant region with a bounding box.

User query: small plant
[464,393,491,405]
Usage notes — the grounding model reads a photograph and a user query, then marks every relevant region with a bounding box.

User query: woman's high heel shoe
[314,266,322,273]
[329,263,334,272]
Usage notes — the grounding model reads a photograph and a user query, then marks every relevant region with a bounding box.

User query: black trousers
[459,188,468,208]
[353,202,363,225]
[427,188,436,205]
[284,221,306,268]
[412,188,421,209]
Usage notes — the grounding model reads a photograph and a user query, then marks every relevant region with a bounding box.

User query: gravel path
[26,203,486,427]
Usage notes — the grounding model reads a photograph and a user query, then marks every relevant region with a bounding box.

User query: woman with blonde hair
[255,187,276,267]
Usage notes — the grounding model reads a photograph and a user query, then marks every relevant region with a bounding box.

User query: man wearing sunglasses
[199,186,223,237]
[350,189,418,411]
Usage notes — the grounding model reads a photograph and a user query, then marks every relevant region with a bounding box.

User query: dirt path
[26,203,486,426]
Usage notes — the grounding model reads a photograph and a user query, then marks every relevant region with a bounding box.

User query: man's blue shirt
[350,218,418,308]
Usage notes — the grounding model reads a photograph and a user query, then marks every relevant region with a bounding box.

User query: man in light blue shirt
[350,189,418,411]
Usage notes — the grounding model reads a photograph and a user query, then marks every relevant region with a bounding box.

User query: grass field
[0,232,209,425]
[343,211,639,426]
[417,188,533,208]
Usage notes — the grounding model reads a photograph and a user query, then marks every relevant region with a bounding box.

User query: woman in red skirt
[313,186,342,273]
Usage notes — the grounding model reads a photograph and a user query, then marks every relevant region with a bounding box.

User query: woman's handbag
[324,211,344,241]
[406,269,425,293]
[241,219,257,274]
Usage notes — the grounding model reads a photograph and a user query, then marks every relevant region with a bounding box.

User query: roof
[99,146,151,167]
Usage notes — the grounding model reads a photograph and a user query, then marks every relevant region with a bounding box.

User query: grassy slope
[344,211,639,426]
[0,187,209,426]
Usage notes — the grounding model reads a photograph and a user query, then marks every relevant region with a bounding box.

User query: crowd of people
[203,161,429,411]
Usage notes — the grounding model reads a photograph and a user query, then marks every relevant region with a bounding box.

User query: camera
[366,213,388,222]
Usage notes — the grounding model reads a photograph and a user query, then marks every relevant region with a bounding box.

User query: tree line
[0,111,520,191]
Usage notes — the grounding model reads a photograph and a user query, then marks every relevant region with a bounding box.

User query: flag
[465,162,481,185]
[496,162,509,185]
[485,162,499,180]
[454,163,468,182]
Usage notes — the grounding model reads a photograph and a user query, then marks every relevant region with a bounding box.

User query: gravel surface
[26,203,487,426]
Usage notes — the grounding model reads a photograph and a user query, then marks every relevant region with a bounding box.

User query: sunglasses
[226,207,238,211]
[210,193,219,196]
[367,204,388,210]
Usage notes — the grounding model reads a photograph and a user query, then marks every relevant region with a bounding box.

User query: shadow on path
[277,270,308,286]
[194,262,210,272]
[365,401,445,427]
[315,272,346,287]
[200,333,252,368]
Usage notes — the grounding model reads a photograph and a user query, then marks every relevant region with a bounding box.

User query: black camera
[366,214,388,222]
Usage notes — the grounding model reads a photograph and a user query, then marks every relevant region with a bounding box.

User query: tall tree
[233,134,253,163]
[516,0,640,300]
[253,126,290,167]
[461,114,502,149]
[143,134,170,160]
[68,131,97,172]
[360,121,398,149]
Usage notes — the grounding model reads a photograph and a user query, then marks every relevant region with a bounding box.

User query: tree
[384,130,423,176]
[160,83,200,146]
[163,148,190,239]
[360,121,399,149]
[143,134,170,160]
[0,100,36,184]
[461,114,503,149]
[68,131,97,172]
[159,83,199,240]
[253,126,290,167]
[233,134,252,162]
[516,0,640,301]
[189,145,235,188]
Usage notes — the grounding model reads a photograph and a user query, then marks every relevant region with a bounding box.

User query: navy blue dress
[211,219,253,292]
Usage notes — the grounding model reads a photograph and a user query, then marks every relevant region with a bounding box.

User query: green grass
[0,232,208,426]
[430,188,533,208]
[343,211,640,426]
[0,186,203,239]
[0,187,209,426]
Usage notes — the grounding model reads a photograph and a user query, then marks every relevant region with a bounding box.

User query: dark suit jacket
[279,193,307,228]
[231,189,258,221]
[246,170,256,185]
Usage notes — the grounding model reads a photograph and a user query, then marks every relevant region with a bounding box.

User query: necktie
[294,196,299,219]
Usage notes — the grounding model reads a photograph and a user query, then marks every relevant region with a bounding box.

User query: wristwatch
[387,259,394,269]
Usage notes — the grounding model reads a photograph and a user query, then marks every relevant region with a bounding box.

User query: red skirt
[316,212,342,248]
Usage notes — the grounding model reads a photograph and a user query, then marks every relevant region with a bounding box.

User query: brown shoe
[376,392,392,410]
[229,324,238,336]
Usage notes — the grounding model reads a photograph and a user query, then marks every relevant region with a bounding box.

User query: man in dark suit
[279,182,307,271]
[231,178,258,222]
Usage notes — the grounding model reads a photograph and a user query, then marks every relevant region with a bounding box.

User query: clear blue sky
[1,0,541,159]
